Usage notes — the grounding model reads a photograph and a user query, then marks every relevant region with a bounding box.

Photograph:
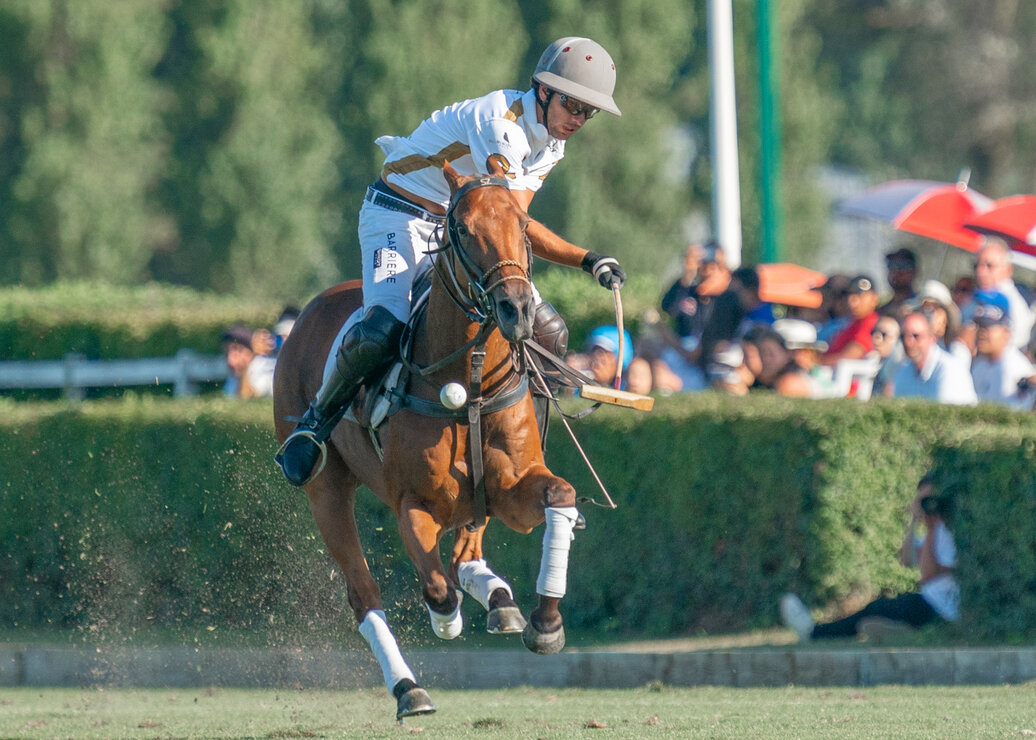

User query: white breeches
[358,609,415,693]
[356,200,542,325]
[536,506,579,598]
[457,558,514,610]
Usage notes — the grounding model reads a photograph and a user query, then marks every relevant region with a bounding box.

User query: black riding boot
[531,302,569,450]
[276,306,403,486]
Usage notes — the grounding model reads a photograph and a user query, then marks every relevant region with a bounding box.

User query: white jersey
[376,88,564,206]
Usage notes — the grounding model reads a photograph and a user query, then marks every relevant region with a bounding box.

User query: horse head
[442,161,535,343]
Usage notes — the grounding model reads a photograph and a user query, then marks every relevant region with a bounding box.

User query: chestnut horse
[273,163,579,720]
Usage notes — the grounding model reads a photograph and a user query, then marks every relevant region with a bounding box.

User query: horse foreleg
[451,524,526,634]
[398,504,464,640]
[524,505,580,655]
[305,458,433,720]
[488,462,578,655]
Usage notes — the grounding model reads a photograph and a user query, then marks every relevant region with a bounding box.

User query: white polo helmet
[532,37,621,117]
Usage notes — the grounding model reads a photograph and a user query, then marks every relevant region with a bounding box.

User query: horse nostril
[497,299,518,324]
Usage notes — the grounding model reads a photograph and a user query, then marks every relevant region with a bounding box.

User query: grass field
[2,684,1034,739]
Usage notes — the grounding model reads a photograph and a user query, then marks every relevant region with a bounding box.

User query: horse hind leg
[452,525,526,634]
[459,559,527,634]
[304,452,434,720]
[396,504,465,640]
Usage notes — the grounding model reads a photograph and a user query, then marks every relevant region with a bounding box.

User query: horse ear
[443,161,462,192]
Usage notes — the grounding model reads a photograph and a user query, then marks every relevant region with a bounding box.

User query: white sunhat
[772,318,827,352]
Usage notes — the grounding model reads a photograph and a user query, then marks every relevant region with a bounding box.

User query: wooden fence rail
[0,349,228,399]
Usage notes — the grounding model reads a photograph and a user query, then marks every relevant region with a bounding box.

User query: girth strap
[401,373,528,418]
[466,348,488,530]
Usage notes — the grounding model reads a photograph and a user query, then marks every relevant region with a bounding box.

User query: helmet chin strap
[533,83,554,126]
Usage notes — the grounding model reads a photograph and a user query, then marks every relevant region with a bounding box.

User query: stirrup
[274,429,328,486]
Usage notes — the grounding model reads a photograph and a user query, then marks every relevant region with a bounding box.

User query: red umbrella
[964,195,1036,255]
[757,262,827,308]
[838,179,993,251]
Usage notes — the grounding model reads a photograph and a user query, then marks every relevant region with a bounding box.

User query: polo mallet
[578,282,653,409]
[612,284,624,390]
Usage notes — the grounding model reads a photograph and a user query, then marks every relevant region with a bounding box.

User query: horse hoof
[522,621,565,655]
[393,679,436,721]
[487,606,526,634]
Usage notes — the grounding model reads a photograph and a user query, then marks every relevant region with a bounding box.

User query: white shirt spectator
[971,345,1036,410]
[892,344,977,405]
[917,521,960,622]
[245,355,276,398]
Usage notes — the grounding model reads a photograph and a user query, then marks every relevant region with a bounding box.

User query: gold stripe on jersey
[504,97,523,123]
[382,141,471,176]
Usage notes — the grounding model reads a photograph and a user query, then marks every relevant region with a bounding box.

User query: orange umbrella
[757,263,827,308]
[838,179,993,251]
[964,195,1036,255]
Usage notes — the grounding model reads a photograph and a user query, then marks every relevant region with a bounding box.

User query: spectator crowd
[228,236,1036,412]
[580,237,1036,410]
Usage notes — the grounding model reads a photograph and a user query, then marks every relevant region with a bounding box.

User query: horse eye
[455,223,468,237]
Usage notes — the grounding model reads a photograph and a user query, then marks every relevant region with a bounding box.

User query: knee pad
[336,305,404,378]
[533,302,569,359]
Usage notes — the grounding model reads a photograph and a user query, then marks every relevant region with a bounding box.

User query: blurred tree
[152,0,341,300]
[324,0,528,280]
[518,0,699,278]
[0,0,168,286]
[677,0,842,267]
[814,0,1036,195]
[3,0,1034,298]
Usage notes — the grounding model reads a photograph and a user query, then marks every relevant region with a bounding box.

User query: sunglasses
[558,93,599,119]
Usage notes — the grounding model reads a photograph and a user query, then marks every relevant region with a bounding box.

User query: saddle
[347,267,532,439]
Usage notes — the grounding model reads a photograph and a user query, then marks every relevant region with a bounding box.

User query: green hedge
[0,274,661,362]
[930,434,1036,641]
[1,395,1034,647]
[0,282,285,360]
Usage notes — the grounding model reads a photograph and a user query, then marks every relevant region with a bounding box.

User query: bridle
[433,176,533,325]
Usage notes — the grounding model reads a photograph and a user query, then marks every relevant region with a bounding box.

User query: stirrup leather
[274,429,328,486]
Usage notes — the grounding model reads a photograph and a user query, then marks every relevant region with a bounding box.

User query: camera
[919,495,942,516]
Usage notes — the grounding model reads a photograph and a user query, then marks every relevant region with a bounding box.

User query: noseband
[438,176,533,323]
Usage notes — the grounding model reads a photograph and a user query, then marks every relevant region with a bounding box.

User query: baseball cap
[972,290,1011,327]
[885,247,917,267]
[845,275,876,294]
[585,325,634,370]
[220,325,254,348]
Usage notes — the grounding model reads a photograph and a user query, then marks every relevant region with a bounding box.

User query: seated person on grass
[780,472,959,641]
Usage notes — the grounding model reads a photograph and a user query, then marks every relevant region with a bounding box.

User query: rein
[406,176,531,377]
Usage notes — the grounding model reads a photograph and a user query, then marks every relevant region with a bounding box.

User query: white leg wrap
[457,558,513,611]
[536,506,579,598]
[358,609,415,693]
[425,592,464,639]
